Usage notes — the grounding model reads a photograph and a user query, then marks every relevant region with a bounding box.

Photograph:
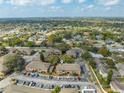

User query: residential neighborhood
[0,17,124,93]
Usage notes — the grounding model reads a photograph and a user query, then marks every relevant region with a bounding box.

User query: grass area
[94,69,110,88]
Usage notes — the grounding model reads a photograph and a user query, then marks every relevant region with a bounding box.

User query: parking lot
[22,72,87,82]
[15,75,91,90]
[16,79,81,90]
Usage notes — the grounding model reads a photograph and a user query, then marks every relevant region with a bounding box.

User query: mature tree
[54,43,70,54]
[89,60,96,68]
[107,70,113,85]
[81,52,92,61]
[106,58,115,69]
[52,86,61,93]
[4,54,25,72]
[26,41,35,47]
[60,55,75,63]
[0,46,8,56]
[48,55,59,65]
[47,34,62,45]
[98,47,111,57]
[40,52,44,62]
[63,31,72,39]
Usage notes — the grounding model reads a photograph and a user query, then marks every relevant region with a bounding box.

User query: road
[89,66,105,93]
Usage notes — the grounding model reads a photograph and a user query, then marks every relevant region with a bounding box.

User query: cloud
[38,0,55,5]
[78,0,85,3]
[81,4,94,11]
[87,5,94,9]
[62,0,72,4]
[10,0,55,6]
[98,0,120,6]
[10,0,32,6]
[62,0,85,4]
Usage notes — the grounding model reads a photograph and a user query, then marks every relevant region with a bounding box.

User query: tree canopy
[48,55,59,65]
[98,47,111,57]
[107,70,113,85]
[52,86,61,93]
[54,43,70,54]
[60,55,75,63]
[4,54,25,72]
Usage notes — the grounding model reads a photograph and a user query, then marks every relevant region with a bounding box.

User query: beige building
[25,60,51,73]
[56,64,81,75]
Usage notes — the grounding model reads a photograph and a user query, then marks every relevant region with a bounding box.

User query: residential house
[116,63,124,77]
[66,48,83,58]
[8,47,33,55]
[42,48,61,62]
[90,52,104,59]
[110,80,124,93]
[95,59,109,78]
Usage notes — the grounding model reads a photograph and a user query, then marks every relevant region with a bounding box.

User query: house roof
[8,47,32,55]
[26,61,50,71]
[111,80,124,91]
[4,85,51,93]
[56,63,81,72]
[43,48,61,55]
[116,63,124,76]
[66,48,83,54]
[66,48,83,57]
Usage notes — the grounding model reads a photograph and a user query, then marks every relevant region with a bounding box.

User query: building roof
[8,47,33,55]
[4,85,51,93]
[66,48,83,57]
[116,63,124,76]
[90,52,104,58]
[26,61,50,71]
[111,80,124,92]
[56,63,81,72]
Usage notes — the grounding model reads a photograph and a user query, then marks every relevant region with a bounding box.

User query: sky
[0,0,124,18]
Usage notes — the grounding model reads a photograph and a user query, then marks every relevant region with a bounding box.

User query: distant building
[99,65,108,78]
[8,47,33,56]
[110,80,124,93]
[66,48,83,58]
[42,48,61,62]
[116,63,124,77]
[90,52,104,59]
[95,59,109,78]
